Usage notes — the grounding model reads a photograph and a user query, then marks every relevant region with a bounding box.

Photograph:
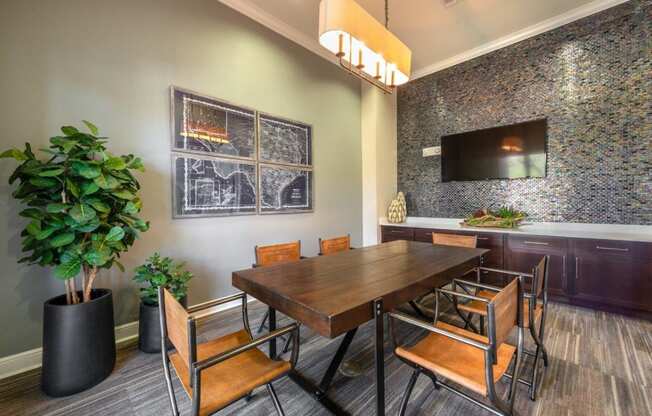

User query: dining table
[232,239,488,416]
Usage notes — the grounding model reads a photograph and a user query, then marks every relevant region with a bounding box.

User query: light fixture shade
[319,0,411,87]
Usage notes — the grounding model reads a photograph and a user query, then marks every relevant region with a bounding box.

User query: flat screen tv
[441,119,547,182]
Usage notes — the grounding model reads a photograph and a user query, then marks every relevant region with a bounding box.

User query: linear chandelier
[319,0,412,93]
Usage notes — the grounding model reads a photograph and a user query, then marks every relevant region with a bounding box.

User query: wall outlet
[422,146,441,157]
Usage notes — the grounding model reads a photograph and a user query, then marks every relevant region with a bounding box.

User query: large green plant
[133,253,194,306]
[1,121,149,304]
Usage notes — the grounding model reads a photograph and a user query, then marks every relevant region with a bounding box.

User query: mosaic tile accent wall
[397,1,651,225]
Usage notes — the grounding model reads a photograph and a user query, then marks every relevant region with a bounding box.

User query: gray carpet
[1,300,650,416]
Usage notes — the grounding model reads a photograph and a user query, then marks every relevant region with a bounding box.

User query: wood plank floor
[1,300,651,416]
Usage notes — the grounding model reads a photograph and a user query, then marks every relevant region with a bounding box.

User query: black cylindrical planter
[138,296,186,353]
[42,289,116,397]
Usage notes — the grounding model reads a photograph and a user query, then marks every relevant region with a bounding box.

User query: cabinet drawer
[414,228,435,243]
[572,239,635,258]
[508,235,567,252]
[381,226,414,242]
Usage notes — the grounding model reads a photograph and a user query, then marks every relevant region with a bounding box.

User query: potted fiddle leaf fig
[1,121,148,397]
[133,253,193,353]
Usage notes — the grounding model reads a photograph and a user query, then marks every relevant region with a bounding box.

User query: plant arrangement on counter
[462,206,527,229]
[133,253,194,353]
[1,121,148,396]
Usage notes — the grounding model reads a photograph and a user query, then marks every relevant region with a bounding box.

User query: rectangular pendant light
[319,0,412,91]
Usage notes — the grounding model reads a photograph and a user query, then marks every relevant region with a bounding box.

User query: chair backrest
[160,288,192,367]
[255,241,301,266]
[319,235,350,255]
[487,277,521,350]
[532,255,549,299]
[432,233,478,248]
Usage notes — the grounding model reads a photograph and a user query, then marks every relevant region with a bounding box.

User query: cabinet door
[572,239,651,311]
[506,235,568,299]
[381,226,414,243]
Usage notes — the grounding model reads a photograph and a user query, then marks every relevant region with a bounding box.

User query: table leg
[288,328,358,416]
[374,298,385,416]
[268,307,277,360]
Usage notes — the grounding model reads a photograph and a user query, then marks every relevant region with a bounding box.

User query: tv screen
[441,119,547,182]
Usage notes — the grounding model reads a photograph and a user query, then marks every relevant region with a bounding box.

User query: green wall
[0,0,362,357]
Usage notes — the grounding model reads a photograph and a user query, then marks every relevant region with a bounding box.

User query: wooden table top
[232,240,488,338]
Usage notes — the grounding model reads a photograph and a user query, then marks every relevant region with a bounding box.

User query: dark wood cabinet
[571,239,652,312]
[505,235,568,300]
[380,226,414,243]
[379,225,652,318]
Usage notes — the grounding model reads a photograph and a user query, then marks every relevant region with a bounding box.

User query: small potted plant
[133,253,193,353]
[1,121,148,396]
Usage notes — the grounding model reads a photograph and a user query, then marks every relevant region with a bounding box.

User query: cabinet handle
[389,230,404,234]
[575,257,580,280]
[524,241,549,246]
[477,237,489,240]
[596,246,629,252]
[562,255,567,290]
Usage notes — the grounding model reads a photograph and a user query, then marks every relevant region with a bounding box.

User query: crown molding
[220,0,630,82]
[219,0,338,65]
[411,0,631,79]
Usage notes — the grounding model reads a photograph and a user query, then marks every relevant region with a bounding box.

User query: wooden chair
[432,232,478,248]
[157,288,299,416]
[389,277,524,416]
[253,241,304,353]
[453,256,550,400]
[409,233,479,319]
[318,234,353,255]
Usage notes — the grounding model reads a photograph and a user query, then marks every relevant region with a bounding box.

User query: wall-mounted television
[441,119,547,182]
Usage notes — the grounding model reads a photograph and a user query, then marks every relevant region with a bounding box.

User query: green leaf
[128,157,144,172]
[83,246,111,266]
[26,220,41,236]
[72,161,101,179]
[0,148,28,161]
[104,157,126,170]
[29,177,58,188]
[35,227,57,240]
[74,217,100,232]
[50,232,76,247]
[38,167,65,177]
[61,126,79,136]
[50,136,77,153]
[94,174,120,189]
[114,259,125,272]
[105,226,125,242]
[113,189,135,200]
[69,203,96,224]
[122,201,139,214]
[65,178,80,198]
[82,120,99,136]
[19,208,45,220]
[81,181,100,196]
[85,198,111,213]
[54,258,81,280]
[39,250,54,266]
[46,203,69,213]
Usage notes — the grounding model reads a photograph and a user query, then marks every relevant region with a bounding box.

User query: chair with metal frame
[253,241,303,334]
[158,287,300,416]
[318,234,354,255]
[453,255,550,401]
[409,232,479,320]
[389,279,523,416]
[389,276,525,416]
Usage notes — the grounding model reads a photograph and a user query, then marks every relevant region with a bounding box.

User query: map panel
[172,88,256,159]
[259,115,312,166]
[260,165,313,213]
[173,154,257,217]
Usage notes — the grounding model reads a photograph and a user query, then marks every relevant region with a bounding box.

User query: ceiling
[220,0,628,79]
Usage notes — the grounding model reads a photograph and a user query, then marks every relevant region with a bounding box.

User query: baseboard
[0,296,253,381]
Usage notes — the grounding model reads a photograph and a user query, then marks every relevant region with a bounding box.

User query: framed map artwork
[171,86,313,218]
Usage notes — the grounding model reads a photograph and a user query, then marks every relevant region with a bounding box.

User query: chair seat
[170,330,291,416]
[457,291,542,328]
[395,321,516,396]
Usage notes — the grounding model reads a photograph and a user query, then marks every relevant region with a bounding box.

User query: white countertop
[379,217,652,243]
